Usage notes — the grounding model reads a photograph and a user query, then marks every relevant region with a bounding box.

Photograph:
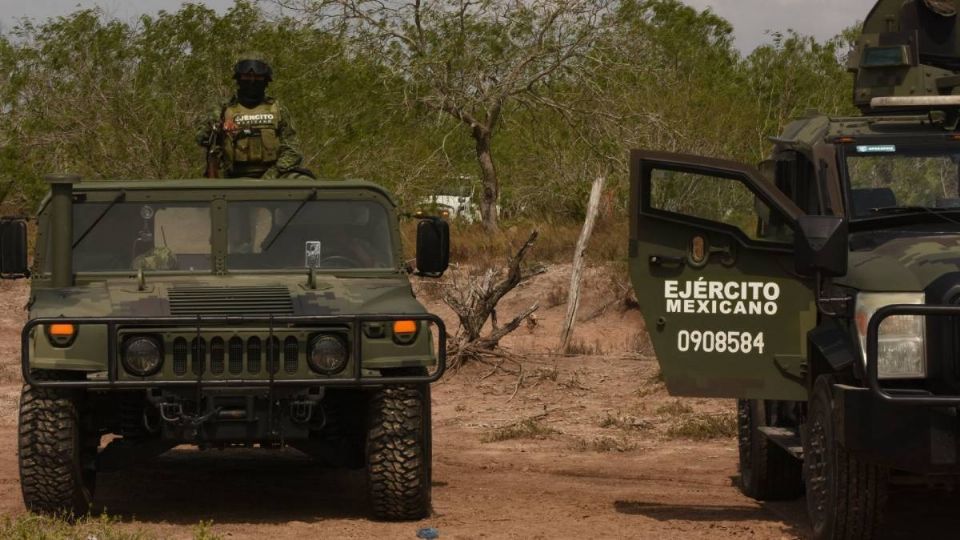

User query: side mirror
[794,215,847,277]
[416,216,450,278]
[0,218,29,279]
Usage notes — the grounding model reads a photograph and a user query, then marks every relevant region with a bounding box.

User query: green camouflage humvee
[630,1,960,538]
[0,175,449,521]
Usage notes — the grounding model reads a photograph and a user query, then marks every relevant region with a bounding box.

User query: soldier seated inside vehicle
[225,200,394,270]
[70,203,212,273]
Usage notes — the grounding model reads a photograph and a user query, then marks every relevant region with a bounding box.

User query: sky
[0,0,880,53]
[683,0,878,51]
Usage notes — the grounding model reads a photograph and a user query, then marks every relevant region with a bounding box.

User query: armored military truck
[0,175,449,520]
[629,0,960,538]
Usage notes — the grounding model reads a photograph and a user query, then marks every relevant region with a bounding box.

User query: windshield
[53,199,395,273]
[845,144,960,218]
[70,202,213,272]
[226,200,394,270]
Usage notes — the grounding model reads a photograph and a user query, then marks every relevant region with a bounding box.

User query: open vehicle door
[629,151,816,400]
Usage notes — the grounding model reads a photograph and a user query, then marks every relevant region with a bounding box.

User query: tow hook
[158,402,221,426]
[159,402,183,423]
[290,401,315,424]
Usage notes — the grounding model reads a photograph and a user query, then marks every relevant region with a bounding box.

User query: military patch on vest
[234,113,276,127]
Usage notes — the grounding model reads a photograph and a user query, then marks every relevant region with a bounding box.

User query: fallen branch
[444,230,541,370]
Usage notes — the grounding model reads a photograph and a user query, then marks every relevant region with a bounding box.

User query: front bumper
[865,304,960,405]
[23,314,446,388]
[838,384,960,473]
[837,304,960,473]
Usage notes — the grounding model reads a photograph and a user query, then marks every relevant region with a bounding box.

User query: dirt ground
[0,268,958,539]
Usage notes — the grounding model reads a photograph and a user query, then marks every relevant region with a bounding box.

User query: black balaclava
[237,79,268,108]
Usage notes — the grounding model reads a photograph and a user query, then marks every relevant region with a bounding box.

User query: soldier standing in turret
[197,53,312,179]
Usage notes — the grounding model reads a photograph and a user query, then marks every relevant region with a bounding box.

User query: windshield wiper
[72,191,126,249]
[868,205,960,225]
[262,189,317,252]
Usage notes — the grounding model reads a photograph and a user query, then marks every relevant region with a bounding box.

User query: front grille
[210,337,225,375]
[173,337,188,375]
[159,332,344,379]
[266,336,281,375]
[228,337,243,374]
[247,337,262,374]
[191,337,206,375]
[284,337,299,374]
[168,286,294,316]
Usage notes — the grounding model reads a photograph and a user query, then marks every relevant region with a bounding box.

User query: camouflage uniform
[133,246,178,271]
[197,97,306,179]
[197,54,310,179]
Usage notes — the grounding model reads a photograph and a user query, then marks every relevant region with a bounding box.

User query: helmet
[233,53,273,82]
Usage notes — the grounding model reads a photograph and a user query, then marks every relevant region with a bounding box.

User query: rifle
[204,123,222,179]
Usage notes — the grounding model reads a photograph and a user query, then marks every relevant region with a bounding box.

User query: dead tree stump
[558,174,607,353]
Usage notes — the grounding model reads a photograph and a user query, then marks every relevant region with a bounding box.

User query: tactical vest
[221,100,281,176]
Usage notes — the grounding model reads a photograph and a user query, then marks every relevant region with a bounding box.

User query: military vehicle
[629,0,960,538]
[0,175,450,520]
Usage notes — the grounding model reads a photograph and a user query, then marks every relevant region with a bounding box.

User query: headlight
[309,334,349,374]
[122,336,163,376]
[855,292,925,379]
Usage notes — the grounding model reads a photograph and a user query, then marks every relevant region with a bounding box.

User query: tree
[742,28,858,158]
[279,0,610,231]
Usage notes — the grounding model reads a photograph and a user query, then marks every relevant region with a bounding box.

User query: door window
[648,168,793,243]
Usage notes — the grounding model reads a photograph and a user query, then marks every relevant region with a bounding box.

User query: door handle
[649,254,685,267]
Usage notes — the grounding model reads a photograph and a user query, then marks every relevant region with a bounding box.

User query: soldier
[197,53,312,179]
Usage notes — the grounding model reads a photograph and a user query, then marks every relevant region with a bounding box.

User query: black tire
[19,372,96,516]
[366,382,431,521]
[737,399,803,500]
[804,375,887,540]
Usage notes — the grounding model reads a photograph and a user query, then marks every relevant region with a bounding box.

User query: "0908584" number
[676,330,765,354]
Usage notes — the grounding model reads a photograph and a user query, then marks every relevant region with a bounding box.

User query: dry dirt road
[0,271,957,539]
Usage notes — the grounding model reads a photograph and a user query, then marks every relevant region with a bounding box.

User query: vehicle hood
[839,232,960,292]
[29,274,426,319]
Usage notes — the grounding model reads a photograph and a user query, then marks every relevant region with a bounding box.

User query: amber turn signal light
[45,323,77,347]
[392,320,418,344]
[49,324,75,337]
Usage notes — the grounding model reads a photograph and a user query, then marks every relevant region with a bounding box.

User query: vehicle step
[758,426,803,460]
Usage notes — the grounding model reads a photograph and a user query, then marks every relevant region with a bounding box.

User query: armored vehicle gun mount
[851,0,960,116]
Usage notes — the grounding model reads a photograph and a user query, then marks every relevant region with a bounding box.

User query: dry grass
[481,417,559,443]
[544,283,568,308]
[635,385,662,398]
[665,413,738,441]
[635,372,665,398]
[571,435,639,453]
[400,218,628,265]
[626,331,653,356]
[0,514,223,540]
[558,369,590,391]
[655,400,694,417]
[599,411,652,432]
[528,366,559,383]
[564,338,604,356]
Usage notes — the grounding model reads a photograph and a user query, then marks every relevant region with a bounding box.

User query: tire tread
[18,373,92,515]
[367,384,430,521]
